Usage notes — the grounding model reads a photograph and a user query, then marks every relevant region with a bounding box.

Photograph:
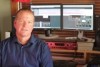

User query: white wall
[0,0,12,40]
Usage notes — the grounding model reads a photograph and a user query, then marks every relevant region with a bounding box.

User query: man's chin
[21,34,30,37]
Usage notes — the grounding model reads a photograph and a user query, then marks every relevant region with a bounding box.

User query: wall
[0,0,12,40]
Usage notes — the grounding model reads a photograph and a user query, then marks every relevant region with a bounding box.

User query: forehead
[17,11,33,17]
[16,11,34,20]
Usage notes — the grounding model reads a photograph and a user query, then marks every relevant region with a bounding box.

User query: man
[0,9,53,67]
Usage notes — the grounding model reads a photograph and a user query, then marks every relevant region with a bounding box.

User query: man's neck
[16,35,31,45]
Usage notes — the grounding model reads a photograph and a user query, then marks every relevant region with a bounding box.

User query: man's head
[14,9,34,38]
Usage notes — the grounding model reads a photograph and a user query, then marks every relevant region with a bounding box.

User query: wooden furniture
[51,49,100,63]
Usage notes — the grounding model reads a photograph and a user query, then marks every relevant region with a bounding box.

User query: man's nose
[23,22,27,27]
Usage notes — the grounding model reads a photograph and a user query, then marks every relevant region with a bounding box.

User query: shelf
[50,49,100,63]
[52,56,74,61]
[51,49,76,53]
[52,55,86,64]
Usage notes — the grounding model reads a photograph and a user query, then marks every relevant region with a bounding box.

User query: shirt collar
[28,34,36,44]
[11,34,36,45]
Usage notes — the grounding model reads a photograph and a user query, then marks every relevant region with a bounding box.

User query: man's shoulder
[32,35,43,41]
[31,35,47,45]
[0,37,12,45]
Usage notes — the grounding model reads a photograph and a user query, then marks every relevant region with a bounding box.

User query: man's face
[14,11,34,37]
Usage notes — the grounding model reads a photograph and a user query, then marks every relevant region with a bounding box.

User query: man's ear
[14,21,16,29]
